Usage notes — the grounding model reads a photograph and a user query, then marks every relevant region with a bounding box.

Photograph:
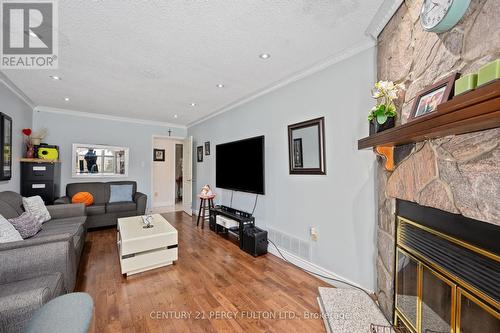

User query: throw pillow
[109,184,133,203]
[22,196,51,223]
[8,212,42,239]
[0,214,22,243]
[72,192,94,206]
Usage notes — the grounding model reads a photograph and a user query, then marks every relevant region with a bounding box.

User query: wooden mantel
[358,80,500,150]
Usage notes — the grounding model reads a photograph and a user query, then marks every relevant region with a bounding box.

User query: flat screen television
[216,135,265,195]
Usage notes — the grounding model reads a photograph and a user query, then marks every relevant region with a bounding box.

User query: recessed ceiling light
[259,53,271,59]
[216,83,224,88]
[173,114,178,119]
[49,75,61,80]
[190,102,197,107]
[64,97,70,101]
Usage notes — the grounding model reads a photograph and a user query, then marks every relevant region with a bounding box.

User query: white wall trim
[267,244,374,294]
[187,40,376,128]
[0,72,35,109]
[365,0,404,39]
[34,105,187,129]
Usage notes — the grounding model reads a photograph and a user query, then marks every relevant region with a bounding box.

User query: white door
[182,136,193,216]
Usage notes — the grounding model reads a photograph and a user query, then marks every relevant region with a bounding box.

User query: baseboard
[152,202,173,208]
[192,210,208,217]
[267,245,373,293]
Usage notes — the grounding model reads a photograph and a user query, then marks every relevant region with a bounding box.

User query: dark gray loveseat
[55,181,147,228]
[0,191,86,333]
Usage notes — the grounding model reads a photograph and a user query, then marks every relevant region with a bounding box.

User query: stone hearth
[375,0,500,321]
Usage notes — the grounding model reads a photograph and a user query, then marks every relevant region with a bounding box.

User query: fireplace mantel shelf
[358,80,500,150]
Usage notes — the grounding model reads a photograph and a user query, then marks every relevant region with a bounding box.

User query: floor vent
[267,227,311,261]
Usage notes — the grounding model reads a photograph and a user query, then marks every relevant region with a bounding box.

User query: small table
[197,194,216,228]
[117,214,178,276]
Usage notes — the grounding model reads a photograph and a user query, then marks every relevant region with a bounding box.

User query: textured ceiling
[2,0,383,126]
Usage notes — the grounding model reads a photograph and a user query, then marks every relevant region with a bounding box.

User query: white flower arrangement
[368,81,404,124]
[30,128,47,145]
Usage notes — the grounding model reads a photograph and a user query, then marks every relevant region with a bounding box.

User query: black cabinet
[209,206,255,249]
[21,161,61,204]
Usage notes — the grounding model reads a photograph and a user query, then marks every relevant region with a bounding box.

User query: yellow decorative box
[477,59,500,87]
[37,147,59,160]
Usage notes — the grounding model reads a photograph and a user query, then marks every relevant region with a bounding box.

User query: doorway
[151,137,184,213]
[174,143,183,209]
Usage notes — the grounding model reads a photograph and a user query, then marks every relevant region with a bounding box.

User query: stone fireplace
[375,0,500,325]
[375,130,500,323]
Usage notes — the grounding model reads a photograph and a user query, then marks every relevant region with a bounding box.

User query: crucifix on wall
[168,129,172,137]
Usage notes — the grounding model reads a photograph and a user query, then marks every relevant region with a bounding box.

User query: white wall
[152,137,183,207]
[0,82,33,192]
[188,48,377,291]
[32,109,187,207]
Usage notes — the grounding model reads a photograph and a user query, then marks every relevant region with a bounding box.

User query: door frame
[182,136,193,216]
[150,135,186,210]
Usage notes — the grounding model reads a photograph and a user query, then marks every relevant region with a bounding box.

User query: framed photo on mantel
[408,73,460,121]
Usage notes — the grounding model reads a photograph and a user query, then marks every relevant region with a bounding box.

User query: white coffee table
[117,214,178,276]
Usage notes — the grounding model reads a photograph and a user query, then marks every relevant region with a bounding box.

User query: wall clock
[420,0,470,33]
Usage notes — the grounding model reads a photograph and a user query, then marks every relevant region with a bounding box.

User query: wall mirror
[72,143,129,178]
[288,117,326,175]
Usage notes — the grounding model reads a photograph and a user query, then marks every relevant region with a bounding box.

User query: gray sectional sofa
[55,181,147,228]
[0,191,87,333]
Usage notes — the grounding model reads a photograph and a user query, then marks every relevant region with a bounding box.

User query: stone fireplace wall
[375,0,500,320]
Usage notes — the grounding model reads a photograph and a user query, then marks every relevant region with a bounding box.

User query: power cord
[267,239,372,299]
[230,191,234,208]
[251,194,258,215]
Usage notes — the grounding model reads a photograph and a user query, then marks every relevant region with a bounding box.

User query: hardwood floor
[76,212,329,333]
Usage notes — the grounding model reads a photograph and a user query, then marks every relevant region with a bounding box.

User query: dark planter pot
[369,117,395,135]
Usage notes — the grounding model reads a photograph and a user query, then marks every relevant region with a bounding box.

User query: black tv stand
[209,206,255,249]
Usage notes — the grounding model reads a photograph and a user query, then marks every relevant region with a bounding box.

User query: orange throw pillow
[71,192,94,206]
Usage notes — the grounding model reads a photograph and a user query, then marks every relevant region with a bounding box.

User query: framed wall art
[0,113,12,181]
[197,146,203,162]
[153,149,165,161]
[205,141,210,155]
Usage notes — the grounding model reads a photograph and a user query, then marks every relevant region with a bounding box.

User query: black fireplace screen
[394,216,500,333]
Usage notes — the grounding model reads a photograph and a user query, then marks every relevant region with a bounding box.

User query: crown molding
[0,71,36,109]
[187,39,376,128]
[365,0,404,39]
[34,106,187,129]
